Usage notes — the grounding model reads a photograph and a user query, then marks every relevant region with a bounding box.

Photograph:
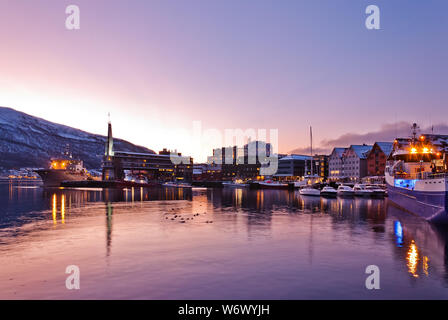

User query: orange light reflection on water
[52,194,57,225]
[61,194,65,224]
[407,240,419,278]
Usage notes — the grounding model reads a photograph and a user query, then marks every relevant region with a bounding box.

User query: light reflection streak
[407,240,419,278]
[52,193,57,225]
[423,256,429,276]
[61,194,65,224]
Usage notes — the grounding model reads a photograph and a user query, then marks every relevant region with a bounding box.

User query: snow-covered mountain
[0,107,155,170]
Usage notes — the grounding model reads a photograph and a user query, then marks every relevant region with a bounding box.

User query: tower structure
[102,115,115,180]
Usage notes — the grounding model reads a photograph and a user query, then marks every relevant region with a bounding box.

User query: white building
[341,145,373,182]
[328,148,347,181]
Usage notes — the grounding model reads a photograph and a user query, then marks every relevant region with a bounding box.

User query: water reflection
[407,240,419,278]
[0,181,192,230]
[106,202,113,257]
[387,204,448,283]
[3,181,448,296]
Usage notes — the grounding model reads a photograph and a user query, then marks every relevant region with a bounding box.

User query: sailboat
[299,127,321,197]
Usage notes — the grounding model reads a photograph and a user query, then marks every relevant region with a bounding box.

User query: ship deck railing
[394,172,448,180]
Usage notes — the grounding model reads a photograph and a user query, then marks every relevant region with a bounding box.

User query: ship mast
[411,123,419,143]
[310,126,313,176]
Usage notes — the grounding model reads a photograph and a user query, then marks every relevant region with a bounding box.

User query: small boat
[337,185,355,197]
[293,180,307,188]
[258,180,289,189]
[222,181,249,188]
[163,182,192,188]
[365,185,386,198]
[293,175,321,188]
[353,184,373,197]
[320,186,338,198]
[299,186,321,197]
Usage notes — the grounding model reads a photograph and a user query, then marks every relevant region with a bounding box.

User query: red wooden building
[366,142,394,176]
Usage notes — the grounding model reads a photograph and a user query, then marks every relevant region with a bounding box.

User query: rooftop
[348,145,373,159]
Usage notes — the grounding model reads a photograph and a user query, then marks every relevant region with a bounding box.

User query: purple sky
[0,0,447,161]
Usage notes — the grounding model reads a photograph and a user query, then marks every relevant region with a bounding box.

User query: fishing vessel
[385,124,448,224]
[35,158,93,187]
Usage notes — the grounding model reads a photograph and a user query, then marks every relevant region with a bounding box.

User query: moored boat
[299,186,321,196]
[258,180,289,189]
[353,184,373,197]
[386,124,448,224]
[337,185,355,197]
[222,181,249,188]
[320,186,337,198]
[35,158,96,187]
[365,185,386,198]
[163,181,192,188]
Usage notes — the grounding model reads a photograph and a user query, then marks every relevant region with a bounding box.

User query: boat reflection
[0,181,192,231]
[388,204,448,282]
[5,180,448,289]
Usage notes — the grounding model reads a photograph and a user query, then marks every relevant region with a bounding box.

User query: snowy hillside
[0,107,155,169]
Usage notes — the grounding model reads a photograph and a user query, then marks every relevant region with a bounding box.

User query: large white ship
[385,124,448,224]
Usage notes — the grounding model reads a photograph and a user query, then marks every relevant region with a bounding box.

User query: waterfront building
[193,163,222,181]
[341,144,373,182]
[366,142,394,176]
[102,122,193,182]
[328,148,347,181]
[208,141,272,181]
[313,154,329,180]
[274,154,313,180]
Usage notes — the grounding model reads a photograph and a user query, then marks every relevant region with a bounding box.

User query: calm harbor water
[1,181,448,299]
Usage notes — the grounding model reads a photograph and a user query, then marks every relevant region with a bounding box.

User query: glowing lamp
[411,148,417,154]
[419,135,425,141]
[422,147,429,154]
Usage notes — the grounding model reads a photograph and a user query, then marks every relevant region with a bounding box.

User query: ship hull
[35,169,89,187]
[258,183,289,190]
[320,192,337,198]
[386,179,448,224]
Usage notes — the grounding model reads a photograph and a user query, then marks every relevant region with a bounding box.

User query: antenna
[108,112,111,123]
[394,112,397,138]
[411,123,419,141]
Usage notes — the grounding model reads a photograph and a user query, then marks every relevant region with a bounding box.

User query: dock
[60,180,160,189]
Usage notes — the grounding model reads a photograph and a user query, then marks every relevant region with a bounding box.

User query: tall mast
[310,126,313,176]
